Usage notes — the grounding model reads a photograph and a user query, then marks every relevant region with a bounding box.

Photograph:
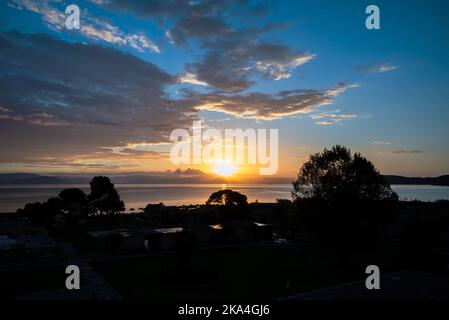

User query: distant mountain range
[0,173,448,186]
[0,172,287,185]
[384,175,449,186]
[0,173,70,184]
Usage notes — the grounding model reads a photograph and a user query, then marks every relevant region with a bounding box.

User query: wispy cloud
[12,0,66,30]
[356,62,398,74]
[186,82,358,121]
[393,149,423,154]
[316,120,334,126]
[0,32,190,165]
[178,73,209,86]
[81,18,160,53]
[104,0,313,92]
[0,103,68,126]
[11,0,160,53]
[310,109,359,126]
[373,140,392,145]
[0,106,12,113]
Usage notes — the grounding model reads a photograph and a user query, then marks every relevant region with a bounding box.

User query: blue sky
[0,0,448,177]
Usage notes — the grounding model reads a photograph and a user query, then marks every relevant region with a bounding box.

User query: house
[85,230,118,252]
[155,227,183,250]
[183,222,226,246]
[86,226,186,253]
[116,229,145,252]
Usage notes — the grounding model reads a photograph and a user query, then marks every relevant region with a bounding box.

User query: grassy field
[93,244,343,300]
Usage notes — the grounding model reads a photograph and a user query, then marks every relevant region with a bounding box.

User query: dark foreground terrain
[2,199,449,300]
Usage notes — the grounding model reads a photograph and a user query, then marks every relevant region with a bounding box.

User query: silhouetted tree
[206,190,249,221]
[18,197,62,225]
[88,176,125,215]
[59,188,87,209]
[46,197,63,212]
[58,188,91,223]
[292,145,398,203]
[206,189,248,206]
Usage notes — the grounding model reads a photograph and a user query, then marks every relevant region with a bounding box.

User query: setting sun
[212,161,238,177]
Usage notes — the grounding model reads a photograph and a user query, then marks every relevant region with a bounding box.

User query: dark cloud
[393,150,424,154]
[186,36,314,92]
[105,0,254,22]
[0,32,196,164]
[0,31,356,170]
[173,168,205,176]
[104,0,312,92]
[182,82,358,120]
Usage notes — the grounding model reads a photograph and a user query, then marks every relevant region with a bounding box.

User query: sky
[0,0,448,179]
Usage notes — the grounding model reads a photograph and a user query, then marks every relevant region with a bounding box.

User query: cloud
[0,31,358,170]
[310,110,357,120]
[0,32,195,165]
[6,145,170,171]
[103,0,313,92]
[12,0,66,30]
[313,113,358,125]
[356,62,398,74]
[308,105,361,125]
[0,111,69,126]
[316,120,334,126]
[104,0,254,26]
[392,150,424,154]
[178,73,209,86]
[373,140,392,145]
[81,18,160,53]
[183,82,358,121]
[173,168,205,176]
[185,33,315,92]
[11,0,160,53]
[0,106,12,113]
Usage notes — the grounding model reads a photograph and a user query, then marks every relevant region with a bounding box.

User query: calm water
[0,184,448,213]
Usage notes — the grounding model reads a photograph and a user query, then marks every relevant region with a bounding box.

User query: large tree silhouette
[292,145,398,202]
[59,188,87,209]
[88,176,125,214]
[206,189,248,206]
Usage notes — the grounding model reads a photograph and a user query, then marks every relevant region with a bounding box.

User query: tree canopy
[206,189,248,206]
[292,145,398,202]
[59,188,87,209]
[18,176,125,225]
[88,176,125,214]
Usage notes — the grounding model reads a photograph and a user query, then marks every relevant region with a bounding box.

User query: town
[2,168,449,300]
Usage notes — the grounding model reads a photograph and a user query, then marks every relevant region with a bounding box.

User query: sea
[0,184,449,213]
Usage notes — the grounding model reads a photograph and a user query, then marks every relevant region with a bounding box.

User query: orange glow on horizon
[211,160,238,177]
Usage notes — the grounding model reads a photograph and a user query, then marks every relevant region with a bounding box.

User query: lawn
[94,244,330,300]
